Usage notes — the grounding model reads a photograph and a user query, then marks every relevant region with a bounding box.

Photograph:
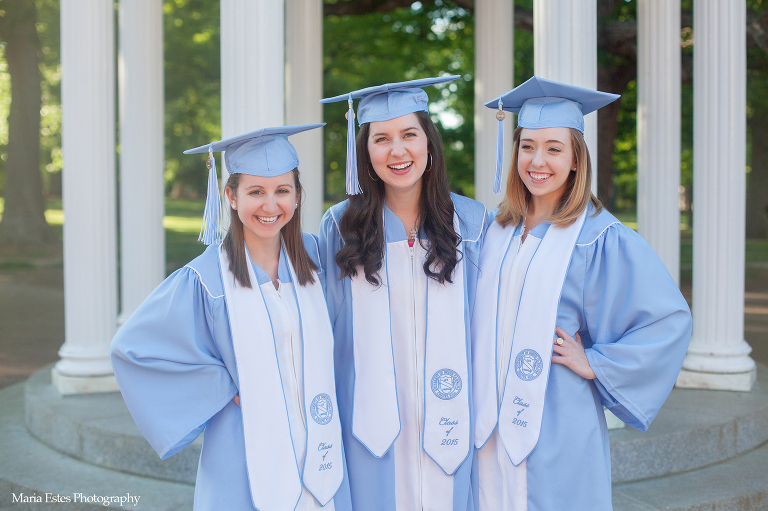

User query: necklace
[407,226,418,248]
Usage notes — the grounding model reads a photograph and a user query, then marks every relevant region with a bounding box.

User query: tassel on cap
[346,96,361,195]
[494,99,505,194]
[199,144,222,245]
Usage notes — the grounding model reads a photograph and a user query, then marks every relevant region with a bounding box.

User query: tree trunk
[0,0,55,246]
[747,114,768,239]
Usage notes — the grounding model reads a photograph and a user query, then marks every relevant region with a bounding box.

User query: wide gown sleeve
[111,266,239,459]
[582,224,692,432]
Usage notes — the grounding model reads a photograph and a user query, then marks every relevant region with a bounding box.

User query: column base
[51,367,119,395]
[675,367,757,392]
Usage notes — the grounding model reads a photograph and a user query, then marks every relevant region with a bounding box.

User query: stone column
[220,0,285,179]
[676,0,755,391]
[286,0,323,233]
[54,0,119,394]
[533,0,598,193]
[636,0,681,284]
[474,0,514,210]
[117,0,165,327]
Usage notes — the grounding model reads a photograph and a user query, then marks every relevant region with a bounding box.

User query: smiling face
[517,127,575,205]
[367,112,429,198]
[225,172,297,246]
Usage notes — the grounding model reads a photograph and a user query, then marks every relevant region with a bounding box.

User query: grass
[0,197,765,276]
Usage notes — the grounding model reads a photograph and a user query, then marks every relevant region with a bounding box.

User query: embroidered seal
[431,369,462,400]
[310,393,333,425]
[515,349,543,381]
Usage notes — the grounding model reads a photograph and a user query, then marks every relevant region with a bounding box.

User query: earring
[368,164,379,181]
[295,203,298,208]
[425,153,433,172]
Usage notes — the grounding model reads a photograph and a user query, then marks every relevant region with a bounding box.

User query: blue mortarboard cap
[321,75,460,195]
[484,76,620,194]
[184,123,324,245]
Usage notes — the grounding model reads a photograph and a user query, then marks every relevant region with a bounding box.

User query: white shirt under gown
[110,234,352,511]
[474,206,692,511]
[318,194,488,511]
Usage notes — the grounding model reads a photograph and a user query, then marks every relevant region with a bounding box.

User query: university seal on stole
[431,368,462,400]
[515,349,543,381]
[310,393,333,425]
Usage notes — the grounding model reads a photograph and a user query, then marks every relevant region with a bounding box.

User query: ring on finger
[555,337,564,346]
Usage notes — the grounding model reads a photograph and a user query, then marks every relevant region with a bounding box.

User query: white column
[474,0,514,210]
[676,0,755,392]
[117,0,165,326]
[54,0,118,395]
[533,0,598,193]
[221,0,285,176]
[636,0,681,284]
[286,0,323,233]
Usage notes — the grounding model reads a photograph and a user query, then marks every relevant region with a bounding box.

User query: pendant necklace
[407,226,418,248]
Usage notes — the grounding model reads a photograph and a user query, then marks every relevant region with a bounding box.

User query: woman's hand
[233,394,241,407]
[551,326,596,380]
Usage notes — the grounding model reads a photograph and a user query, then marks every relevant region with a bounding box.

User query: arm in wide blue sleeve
[582,225,692,431]
[111,266,239,459]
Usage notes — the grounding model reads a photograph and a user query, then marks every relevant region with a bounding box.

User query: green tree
[0,0,56,245]
[163,0,221,198]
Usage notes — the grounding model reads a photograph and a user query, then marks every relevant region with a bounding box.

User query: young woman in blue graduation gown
[471,78,692,510]
[111,126,352,511]
[318,77,487,511]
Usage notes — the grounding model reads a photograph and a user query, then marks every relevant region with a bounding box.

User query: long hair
[222,169,318,288]
[336,110,461,286]
[496,126,602,228]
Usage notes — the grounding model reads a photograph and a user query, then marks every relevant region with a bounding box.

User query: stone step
[608,364,768,484]
[6,366,768,511]
[23,363,768,486]
[23,366,200,484]
[0,383,194,511]
[613,440,768,511]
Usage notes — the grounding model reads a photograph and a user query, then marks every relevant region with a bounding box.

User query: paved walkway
[1,261,767,390]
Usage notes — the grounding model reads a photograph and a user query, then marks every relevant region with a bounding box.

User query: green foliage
[612,80,637,211]
[0,0,62,196]
[37,0,62,195]
[163,0,221,198]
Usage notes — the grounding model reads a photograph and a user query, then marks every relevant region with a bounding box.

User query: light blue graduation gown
[111,234,353,511]
[475,207,692,511]
[318,194,488,511]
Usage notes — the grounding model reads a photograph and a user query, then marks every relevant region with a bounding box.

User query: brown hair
[335,111,461,286]
[496,126,602,228]
[222,169,318,288]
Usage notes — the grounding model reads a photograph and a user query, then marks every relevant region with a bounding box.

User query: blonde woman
[472,77,692,510]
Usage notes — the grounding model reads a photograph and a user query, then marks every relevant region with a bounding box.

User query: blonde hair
[496,126,602,228]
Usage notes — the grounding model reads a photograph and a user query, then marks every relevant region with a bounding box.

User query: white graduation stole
[473,211,586,466]
[350,213,470,475]
[472,220,517,449]
[219,243,343,510]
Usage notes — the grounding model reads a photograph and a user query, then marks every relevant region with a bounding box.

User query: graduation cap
[321,75,460,195]
[484,76,620,194]
[184,123,325,245]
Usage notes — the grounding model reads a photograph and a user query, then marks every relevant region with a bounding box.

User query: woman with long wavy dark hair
[111,125,352,511]
[319,77,487,511]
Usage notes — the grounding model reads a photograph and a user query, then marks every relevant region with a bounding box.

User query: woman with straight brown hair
[111,125,352,511]
[471,77,692,510]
